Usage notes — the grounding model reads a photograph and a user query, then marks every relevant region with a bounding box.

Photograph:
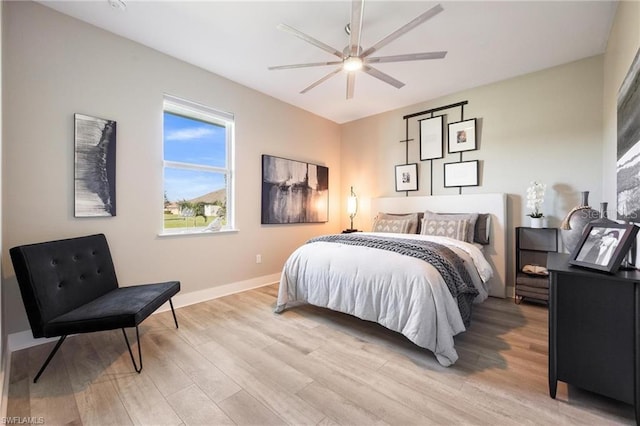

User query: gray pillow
[424,211,478,243]
[372,217,412,233]
[373,212,420,234]
[436,212,491,245]
[420,218,469,241]
[474,213,491,244]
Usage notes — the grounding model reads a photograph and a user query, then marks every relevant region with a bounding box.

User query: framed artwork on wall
[617,47,640,221]
[448,118,477,153]
[419,116,444,160]
[395,163,418,192]
[74,113,117,217]
[569,222,639,273]
[443,160,479,187]
[261,154,329,224]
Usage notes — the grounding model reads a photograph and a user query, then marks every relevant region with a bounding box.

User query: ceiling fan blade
[346,72,356,99]
[349,0,364,56]
[363,65,405,89]
[361,4,444,58]
[277,23,344,59]
[365,51,447,64]
[300,67,343,94]
[269,61,343,71]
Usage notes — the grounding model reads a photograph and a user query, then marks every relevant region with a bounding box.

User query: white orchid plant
[526,181,546,218]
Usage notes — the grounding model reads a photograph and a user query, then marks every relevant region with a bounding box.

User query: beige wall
[2,1,637,337]
[603,1,640,204]
[341,56,605,290]
[1,2,341,334]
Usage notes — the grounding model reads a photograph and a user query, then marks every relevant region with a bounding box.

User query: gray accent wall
[340,56,605,295]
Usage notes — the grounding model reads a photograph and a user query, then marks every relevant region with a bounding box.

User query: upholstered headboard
[371,193,507,298]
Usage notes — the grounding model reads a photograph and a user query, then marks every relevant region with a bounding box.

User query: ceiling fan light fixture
[343,56,363,72]
[270,2,447,98]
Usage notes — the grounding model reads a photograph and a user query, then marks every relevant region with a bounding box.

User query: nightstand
[515,226,558,304]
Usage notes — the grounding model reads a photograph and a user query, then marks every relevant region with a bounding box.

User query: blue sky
[164,112,227,202]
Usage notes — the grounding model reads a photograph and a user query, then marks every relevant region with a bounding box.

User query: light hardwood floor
[6,284,635,425]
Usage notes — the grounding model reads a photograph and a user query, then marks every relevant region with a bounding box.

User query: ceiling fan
[268,1,447,99]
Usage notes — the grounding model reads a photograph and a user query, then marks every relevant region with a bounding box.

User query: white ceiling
[39,1,617,124]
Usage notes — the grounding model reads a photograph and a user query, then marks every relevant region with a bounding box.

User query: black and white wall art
[419,116,444,160]
[74,113,117,217]
[447,118,477,153]
[444,160,479,187]
[395,163,419,192]
[261,154,329,224]
[617,48,640,221]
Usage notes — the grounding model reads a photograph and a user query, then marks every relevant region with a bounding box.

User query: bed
[275,193,507,366]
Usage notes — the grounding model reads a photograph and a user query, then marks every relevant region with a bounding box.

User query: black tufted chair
[10,233,180,382]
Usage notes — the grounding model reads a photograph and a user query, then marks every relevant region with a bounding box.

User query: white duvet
[275,232,493,366]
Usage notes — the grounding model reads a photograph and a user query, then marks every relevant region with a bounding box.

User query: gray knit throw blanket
[308,234,479,326]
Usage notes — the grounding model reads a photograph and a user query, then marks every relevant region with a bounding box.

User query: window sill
[158,228,239,238]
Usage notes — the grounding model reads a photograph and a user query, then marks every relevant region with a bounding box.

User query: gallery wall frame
[74,113,117,217]
[395,163,419,192]
[419,115,444,160]
[443,160,479,188]
[261,154,329,224]
[617,47,640,221]
[448,118,477,153]
[569,222,639,273]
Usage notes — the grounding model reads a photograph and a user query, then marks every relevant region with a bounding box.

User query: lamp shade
[347,186,358,231]
[347,186,358,218]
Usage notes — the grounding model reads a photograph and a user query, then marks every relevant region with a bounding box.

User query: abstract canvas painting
[617,48,640,221]
[74,113,117,217]
[261,154,329,224]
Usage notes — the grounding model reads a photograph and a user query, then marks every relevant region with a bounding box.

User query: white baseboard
[7,331,57,352]
[160,272,280,311]
[7,273,281,352]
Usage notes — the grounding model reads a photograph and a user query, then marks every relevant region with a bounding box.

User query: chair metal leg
[122,298,178,376]
[122,327,143,374]
[169,298,179,329]
[33,335,67,383]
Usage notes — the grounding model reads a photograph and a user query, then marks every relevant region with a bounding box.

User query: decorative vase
[530,217,543,228]
[560,191,600,254]
[591,202,616,226]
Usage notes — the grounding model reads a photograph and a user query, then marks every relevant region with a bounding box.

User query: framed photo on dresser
[569,222,639,273]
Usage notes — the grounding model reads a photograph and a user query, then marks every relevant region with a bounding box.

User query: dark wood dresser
[547,252,639,423]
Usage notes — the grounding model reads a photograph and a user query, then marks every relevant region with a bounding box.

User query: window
[162,95,234,234]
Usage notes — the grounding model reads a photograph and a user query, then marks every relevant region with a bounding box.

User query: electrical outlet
[256,254,262,264]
